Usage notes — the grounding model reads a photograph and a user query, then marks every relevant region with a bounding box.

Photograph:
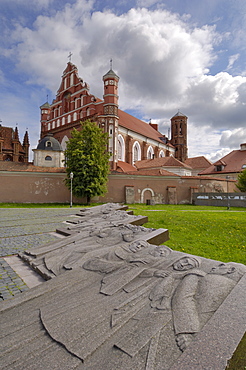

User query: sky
[1,0,246,162]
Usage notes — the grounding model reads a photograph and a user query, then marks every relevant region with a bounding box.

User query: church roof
[171,111,187,118]
[135,156,192,170]
[118,110,170,146]
[184,156,212,169]
[36,134,63,151]
[103,69,119,80]
[40,102,51,109]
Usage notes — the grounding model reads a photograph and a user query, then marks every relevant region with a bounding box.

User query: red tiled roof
[135,156,192,169]
[118,110,170,145]
[184,156,212,169]
[116,161,137,172]
[199,148,246,175]
[115,168,179,176]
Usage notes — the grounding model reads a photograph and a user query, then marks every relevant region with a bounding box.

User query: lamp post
[226,175,230,210]
[70,172,74,208]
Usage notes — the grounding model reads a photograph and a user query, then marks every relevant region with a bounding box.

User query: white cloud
[226,53,240,71]
[220,128,246,148]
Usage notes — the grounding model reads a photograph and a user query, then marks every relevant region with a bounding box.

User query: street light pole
[70,172,74,208]
[226,175,230,210]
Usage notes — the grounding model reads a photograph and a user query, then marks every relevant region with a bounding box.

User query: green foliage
[236,169,246,192]
[64,121,110,203]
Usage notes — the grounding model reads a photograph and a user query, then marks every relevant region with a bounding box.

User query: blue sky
[1,0,246,161]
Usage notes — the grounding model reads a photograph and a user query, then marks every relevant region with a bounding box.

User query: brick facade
[39,62,182,171]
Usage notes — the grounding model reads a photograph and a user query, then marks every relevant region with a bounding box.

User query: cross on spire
[68,52,73,62]
[110,58,113,70]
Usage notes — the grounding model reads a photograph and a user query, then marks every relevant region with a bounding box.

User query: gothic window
[61,136,69,151]
[133,141,141,164]
[86,107,90,116]
[118,134,125,162]
[147,146,154,159]
[62,92,71,113]
[73,112,77,121]
[159,150,164,157]
[57,119,60,127]
[68,115,71,123]
[70,73,74,86]
[62,117,65,125]
[45,156,52,161]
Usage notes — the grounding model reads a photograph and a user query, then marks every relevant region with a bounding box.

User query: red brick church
[40,62,188,170]
[0,125,29,163]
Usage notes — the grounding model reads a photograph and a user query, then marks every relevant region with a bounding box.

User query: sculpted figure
[42,225,156,276]
[83,241,172,295]
[136,256,246,352]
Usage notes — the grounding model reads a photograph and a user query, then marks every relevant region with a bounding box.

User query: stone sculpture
[1,203,245,370]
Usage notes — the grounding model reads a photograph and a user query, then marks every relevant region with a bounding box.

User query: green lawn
[128,204,246,264]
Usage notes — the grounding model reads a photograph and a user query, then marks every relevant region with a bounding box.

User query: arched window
[62,91,71,113]
[62,117,65,125]
[86,107,90,116]
[61,136,69,151]
[46,141,52,148]
[132,141,141,164]
[67,115,71,123]
[159,150,165,158]
[45,156,52,161]
[147,146,154,159]
[118,134,125,161]
[73,112,77,121]
[70,73,74,86]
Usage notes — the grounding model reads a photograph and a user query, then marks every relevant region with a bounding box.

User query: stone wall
[0,169,238,204]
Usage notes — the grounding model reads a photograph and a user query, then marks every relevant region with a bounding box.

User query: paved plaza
[0,208,80,301]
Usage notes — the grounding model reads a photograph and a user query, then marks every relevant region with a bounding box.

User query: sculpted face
[150,246,169,257]
[210,263,235,275]
[128,241,149,253]
[173,257,198,271]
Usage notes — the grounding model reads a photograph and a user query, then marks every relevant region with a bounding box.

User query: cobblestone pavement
[0,208,80,301]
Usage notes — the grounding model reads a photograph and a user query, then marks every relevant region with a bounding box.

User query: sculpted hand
[154,270,171,278]
[175,333,194,352]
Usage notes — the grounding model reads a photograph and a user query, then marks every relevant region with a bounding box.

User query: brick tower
[101,66,120,170]
[170,111,188,162]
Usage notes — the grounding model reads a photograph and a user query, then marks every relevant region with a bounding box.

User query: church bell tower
[170,111,188,162]
[102,64,119,170]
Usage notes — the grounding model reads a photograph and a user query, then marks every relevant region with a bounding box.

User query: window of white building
[133,141,141,164]
[147,146,154,159]
[118,134,125,161]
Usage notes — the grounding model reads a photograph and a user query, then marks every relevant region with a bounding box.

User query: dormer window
[215,164,224,172]
[46,141,52,148]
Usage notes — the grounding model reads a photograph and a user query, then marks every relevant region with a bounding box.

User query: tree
[64,120,110,204]
[236,169,246,192]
